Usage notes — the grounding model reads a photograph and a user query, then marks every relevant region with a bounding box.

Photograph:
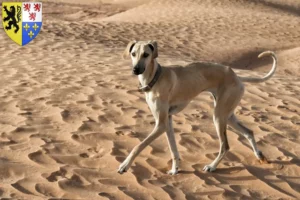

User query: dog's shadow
[179,165,244,175]
[179,159,299,199]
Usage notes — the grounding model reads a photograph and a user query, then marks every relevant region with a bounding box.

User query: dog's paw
[167,168,179,175]
[117,167,127,174]
[118,160,130,174]
[256,151,270,164]
[258,155,270,164]
[203,165,216,172]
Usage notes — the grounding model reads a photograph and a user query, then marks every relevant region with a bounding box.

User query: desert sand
[0,0,299,199]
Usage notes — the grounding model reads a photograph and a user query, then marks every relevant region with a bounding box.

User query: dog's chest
[145,93,160,117]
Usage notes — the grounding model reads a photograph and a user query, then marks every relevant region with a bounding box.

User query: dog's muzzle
[132,66,144,75]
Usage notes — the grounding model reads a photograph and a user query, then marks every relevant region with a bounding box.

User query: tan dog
[118,40,277,175]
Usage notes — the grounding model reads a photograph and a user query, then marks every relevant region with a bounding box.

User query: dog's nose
[133,67,139,75]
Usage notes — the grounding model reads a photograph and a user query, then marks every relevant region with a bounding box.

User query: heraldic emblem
[2,2,42,46]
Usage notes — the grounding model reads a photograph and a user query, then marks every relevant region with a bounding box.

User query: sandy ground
[0,0,300,199]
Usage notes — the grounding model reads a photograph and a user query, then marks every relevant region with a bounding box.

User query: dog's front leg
[118,104,168,174]
[166,115,180,175]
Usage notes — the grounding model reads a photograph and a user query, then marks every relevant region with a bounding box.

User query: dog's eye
[143,53,149,58]
[131,52,136,57]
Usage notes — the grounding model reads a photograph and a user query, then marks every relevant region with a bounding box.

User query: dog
[118,40,277,175]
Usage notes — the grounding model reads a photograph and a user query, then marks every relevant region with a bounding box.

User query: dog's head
[123,40,158,75]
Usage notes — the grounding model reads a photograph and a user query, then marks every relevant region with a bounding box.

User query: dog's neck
[138,59,158,87]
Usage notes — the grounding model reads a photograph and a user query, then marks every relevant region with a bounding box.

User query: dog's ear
[148,40,158,59]
[123,40,136,59]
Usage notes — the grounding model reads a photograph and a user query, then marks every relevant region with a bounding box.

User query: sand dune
[0,0,299,199]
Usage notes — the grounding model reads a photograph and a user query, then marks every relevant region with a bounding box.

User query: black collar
[138,64,162,92]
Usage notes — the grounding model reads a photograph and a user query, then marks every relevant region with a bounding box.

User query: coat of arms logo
[2,2,42,46]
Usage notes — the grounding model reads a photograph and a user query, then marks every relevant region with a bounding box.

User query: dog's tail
[239,51,277,83]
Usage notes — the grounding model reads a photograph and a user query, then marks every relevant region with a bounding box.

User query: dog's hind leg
[228,114,269,163]
[203,89,239,172]
[166,115,180,175]
[203,90,231,172]
[203,110,229,172]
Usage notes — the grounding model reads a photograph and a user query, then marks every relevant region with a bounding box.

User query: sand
[0,0,299,199]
